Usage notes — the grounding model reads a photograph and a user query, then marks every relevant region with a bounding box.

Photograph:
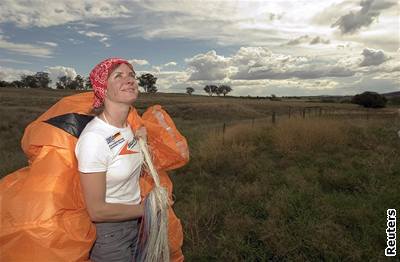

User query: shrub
[351,91,387,108]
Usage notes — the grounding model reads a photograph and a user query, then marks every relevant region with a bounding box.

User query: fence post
[302,108,306,119]
[319,107,322,117]
[288,107,291,119]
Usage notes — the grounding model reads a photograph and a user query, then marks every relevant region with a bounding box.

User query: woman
[75,58,146,261]
[1,57,188,261]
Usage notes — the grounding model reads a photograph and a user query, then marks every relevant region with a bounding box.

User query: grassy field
[1,88,399,261]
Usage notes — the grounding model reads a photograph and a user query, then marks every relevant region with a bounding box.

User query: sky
[0,0,399,96]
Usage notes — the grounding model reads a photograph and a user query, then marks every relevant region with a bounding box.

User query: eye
[114,73,122,78]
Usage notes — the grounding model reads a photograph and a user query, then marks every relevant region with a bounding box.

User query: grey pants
[90,219,139,262]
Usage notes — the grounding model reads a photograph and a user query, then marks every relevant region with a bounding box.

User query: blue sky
[0,0,399,96]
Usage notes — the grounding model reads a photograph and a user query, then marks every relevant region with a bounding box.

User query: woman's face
[106,63,139,105]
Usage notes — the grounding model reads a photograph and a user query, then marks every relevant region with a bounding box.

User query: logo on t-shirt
[106,132,125,149]
[119,138,139,155]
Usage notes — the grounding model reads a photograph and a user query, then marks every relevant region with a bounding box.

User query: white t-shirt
[75,116,143,205]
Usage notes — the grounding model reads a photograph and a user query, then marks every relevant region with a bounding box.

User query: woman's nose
[124,75,135,84]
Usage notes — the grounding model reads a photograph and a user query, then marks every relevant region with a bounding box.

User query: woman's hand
[135,126,147,142]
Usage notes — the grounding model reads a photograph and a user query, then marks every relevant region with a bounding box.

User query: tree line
[1,71,393,108]
[0,70,234,96]
[0,71,160,93]
[185,84,233,96]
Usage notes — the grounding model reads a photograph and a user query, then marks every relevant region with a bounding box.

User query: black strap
[44,113,94,138]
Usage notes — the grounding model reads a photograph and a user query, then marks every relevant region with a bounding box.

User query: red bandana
[89,57,132,108]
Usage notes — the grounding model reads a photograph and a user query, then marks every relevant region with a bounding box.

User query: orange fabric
[0,92,189,261]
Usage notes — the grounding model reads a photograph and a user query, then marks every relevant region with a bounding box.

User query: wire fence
[214,106,399,138]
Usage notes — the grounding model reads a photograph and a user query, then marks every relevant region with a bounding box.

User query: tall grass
[272,118,349,154]
[171,117,400,261]
[1,88,399,260]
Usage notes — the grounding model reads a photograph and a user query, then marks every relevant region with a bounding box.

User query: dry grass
[171,115,400,260]
[271,118,350,154]
[1,87,400,260]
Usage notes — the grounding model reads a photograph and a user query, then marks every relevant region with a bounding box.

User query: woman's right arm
[79,171,144,222]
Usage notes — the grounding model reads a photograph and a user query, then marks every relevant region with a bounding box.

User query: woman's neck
[101,102,130,128]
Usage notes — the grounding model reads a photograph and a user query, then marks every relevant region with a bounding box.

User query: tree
[21,75,39,88]
[0,80,9,87]
[351,91,387,108]
[56,75,73,89]
[218,85,232,96]
[34,72,51,88]
[204,85,217,96]
[270,94,281,101]
[147,85,158,93]
[84,77,92,90]
[186,87,195,95]
[73,75,85,90]
[211,85,218,95]
[55,75,85,89]
[11,80,24,88]
[204,85,212,96]
[215,86,223,96]
[138,73,157,93]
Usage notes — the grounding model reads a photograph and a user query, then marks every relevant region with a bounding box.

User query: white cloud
[68,38,83,45]
[0,36,53,58]
[88,45,397,96]
[0,0,131,28]
[1,1,398,96]
[0,65,82,89]
[46,66,77,87]
[359,48,390,67]
[128,59,149,66]
[185,50,230,81]
[0,66,34,82]
[151,66,161,73]
[78,30,110,47]
[37,41,58,47]
[164,61,177,67]
[179,46,398,96]
[78,31,107,38]
[111,0,345,48]
[184,47,358,82]
[0,58,32,65]
[135,67,190,93]
[1,0,397,54]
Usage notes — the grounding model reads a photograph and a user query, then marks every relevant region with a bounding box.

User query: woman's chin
[126,96,138,105]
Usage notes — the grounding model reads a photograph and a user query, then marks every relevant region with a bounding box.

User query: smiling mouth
[122,87,138,94]
[122,89,137,93]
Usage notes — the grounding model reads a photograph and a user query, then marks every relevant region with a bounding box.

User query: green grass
[1,88,399,260]
[171,118,400,261]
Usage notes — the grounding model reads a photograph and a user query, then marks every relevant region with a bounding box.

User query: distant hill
[382,91,400,98]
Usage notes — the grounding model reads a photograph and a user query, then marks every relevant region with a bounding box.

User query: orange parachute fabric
[0,92,189,261]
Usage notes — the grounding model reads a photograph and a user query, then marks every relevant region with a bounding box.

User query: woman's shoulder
[79,117,109,140]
